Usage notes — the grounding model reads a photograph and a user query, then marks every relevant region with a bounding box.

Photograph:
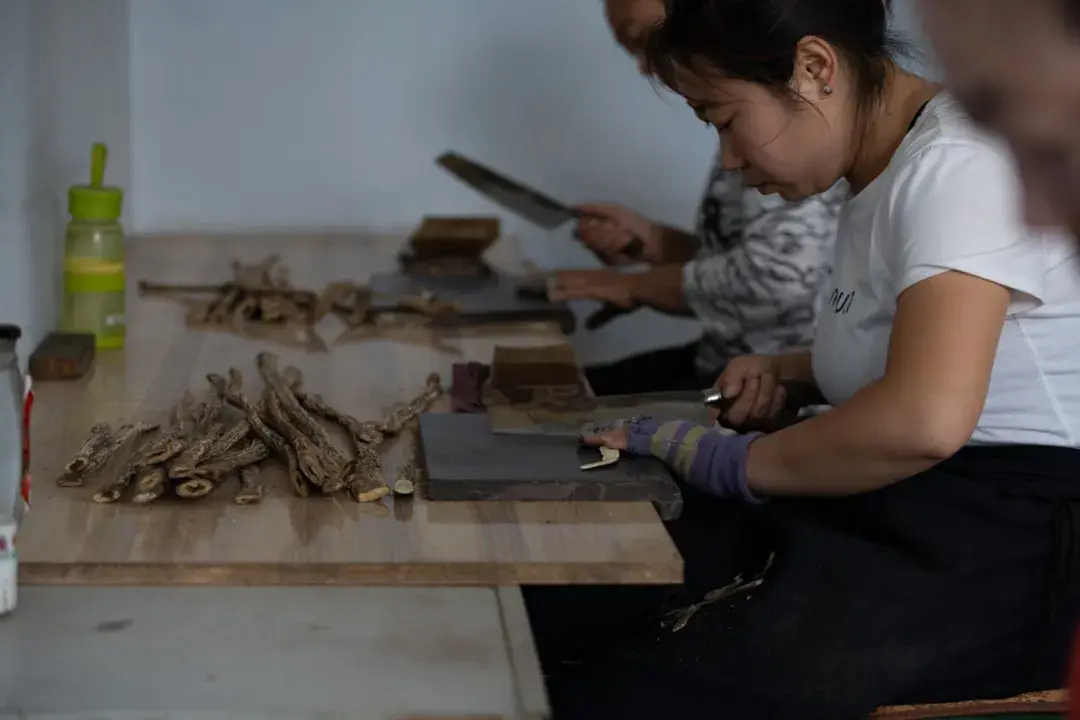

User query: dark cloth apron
[523,444,1080,719]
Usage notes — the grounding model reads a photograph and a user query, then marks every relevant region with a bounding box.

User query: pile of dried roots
[56,352,442,505]
[138,256,461,350]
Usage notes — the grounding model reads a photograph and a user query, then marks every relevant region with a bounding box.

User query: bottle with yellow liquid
[62,143,125,349]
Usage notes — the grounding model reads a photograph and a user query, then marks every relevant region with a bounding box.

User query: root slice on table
[393,463,417,496]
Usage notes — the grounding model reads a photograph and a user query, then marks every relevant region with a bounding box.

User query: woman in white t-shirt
[522,0,1080,718]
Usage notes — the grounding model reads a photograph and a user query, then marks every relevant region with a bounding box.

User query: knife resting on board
[487,382,825,437]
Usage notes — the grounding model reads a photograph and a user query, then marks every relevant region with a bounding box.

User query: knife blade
[436,151,643,258]
[488,388,732,436]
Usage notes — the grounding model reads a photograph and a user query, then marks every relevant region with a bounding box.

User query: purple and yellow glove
[578,416,764,503]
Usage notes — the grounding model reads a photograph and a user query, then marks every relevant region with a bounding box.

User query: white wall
[0,0,131,364]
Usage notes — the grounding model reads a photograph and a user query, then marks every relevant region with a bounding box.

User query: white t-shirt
[812,93,1080,447]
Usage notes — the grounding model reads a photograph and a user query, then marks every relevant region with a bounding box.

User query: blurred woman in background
[550,0,844,396]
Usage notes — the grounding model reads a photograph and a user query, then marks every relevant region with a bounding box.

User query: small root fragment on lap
[663,552,776,633]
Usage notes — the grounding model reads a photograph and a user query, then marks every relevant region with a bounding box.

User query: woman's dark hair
[645,0,907,115]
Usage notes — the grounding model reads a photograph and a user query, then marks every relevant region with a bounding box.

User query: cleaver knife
[488,389,732,437]
[436,151,644,259]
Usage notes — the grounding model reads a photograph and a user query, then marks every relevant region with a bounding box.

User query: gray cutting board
[419,412,683,520]
[368,272,575,333]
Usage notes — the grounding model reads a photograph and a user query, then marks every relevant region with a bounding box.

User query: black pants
[584,341,709,396]
[523,444,1080,719]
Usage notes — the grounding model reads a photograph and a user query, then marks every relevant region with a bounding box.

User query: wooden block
[409,216,500,259]
[29,332,95,381]
[491,343,579,392]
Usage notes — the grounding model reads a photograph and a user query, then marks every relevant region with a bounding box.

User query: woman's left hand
[578,419,632,450]
[549,269,638,308]
[578,416,765,503]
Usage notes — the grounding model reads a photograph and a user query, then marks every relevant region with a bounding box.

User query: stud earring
[823,85,833,95]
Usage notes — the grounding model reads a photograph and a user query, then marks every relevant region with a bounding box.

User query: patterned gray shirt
[682,155,847,376]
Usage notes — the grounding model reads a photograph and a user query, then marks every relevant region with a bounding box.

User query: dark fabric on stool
[450,362,490,413]
[583,340,707,397]
[523,444,1080,719]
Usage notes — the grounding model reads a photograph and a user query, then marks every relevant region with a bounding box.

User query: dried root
[233,463,264,505]
[130,466,168,505]
[169,423,224,481]
[58,422,158,488]
[258,353,349,491]
[193,439,269,480]
[379,372,443,436]
[141,256,326,349]
[60,423,112,483]
[210,370,307,498]
[63,356,438,508]
[264,389,325,489]
[93,431,180,504]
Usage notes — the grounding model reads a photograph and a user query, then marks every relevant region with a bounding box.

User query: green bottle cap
[68,143,124,221]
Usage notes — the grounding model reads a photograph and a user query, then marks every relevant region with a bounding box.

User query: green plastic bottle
[62,143,125,349]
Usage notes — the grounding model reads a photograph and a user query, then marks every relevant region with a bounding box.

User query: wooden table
[8,232,683,719]
[20,232,680,586]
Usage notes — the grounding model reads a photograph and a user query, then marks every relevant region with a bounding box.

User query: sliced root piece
[347,447,390,503]
[59,422,159,487]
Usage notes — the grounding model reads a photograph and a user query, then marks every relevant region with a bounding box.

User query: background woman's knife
[435,151,643,258]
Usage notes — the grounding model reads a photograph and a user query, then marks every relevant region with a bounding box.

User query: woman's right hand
[575,203,663,265]
[712,354,788,429]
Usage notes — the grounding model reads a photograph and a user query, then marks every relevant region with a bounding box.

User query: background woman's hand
[575,203,663,265]
[713,354,787,428]
[549,268,638,308]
